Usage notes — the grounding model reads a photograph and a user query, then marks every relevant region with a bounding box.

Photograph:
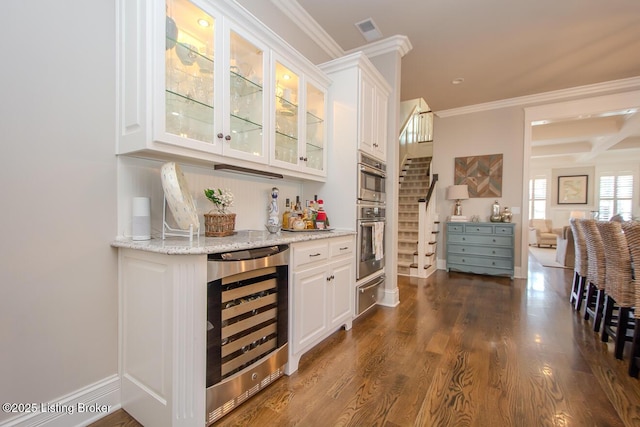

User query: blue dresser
[446,222,515,279]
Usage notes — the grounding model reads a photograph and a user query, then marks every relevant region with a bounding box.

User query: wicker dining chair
[569,218,588,311]
[598,221,635,359]
[581,219,607,332]
[621,221,640,376]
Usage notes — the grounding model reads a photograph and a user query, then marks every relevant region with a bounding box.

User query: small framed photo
[557,175,588,204]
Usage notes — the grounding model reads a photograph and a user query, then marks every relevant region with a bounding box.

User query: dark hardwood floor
[91,252,640,426]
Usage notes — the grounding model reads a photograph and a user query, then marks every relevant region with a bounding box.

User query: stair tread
[409,263,431,269]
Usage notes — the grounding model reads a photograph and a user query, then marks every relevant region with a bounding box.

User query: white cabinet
[320,52,390,163]
[118,249,207,427]
[270,55,328,177]
[117,0,329,180]
[118,0,268,162]
[359,64,389,161]
[287,235,355,374]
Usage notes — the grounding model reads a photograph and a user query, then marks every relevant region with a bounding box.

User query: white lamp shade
[569,210,585,219]
[446,185,469,200]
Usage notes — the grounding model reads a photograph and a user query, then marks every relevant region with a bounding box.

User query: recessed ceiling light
[197,18,210,27]
[451,78,464,85]
[282,74,291,80]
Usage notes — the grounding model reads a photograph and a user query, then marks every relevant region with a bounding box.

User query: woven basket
[204,213,236,237]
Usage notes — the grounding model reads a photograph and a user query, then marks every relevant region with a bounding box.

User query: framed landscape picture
[557,175,588,204]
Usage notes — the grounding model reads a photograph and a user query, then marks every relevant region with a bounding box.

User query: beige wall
[0,0,117,421]
[433,107,525,274]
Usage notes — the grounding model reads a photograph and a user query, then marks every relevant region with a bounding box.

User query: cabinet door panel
[328,260,353,328]
[224,26,268,162]
[304,80,326,173]
[292,267,327,352]
[165,0,217,144]
[274,60,300,167]
[374,89,387,161]
[359,75,375,154]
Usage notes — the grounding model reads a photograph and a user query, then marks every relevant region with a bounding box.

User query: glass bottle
[282,198,291,229]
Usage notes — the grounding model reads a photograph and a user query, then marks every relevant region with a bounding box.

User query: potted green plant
[203,188,236,236]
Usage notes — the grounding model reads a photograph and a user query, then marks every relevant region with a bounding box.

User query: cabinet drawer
[293,242,329,269]
[330,237,354,258]
[447,254,513,270]
[447,224,464,233]
[463,225,494,234]
[447,234,512,246]
[447,244,512,258]
[495,225,514,235]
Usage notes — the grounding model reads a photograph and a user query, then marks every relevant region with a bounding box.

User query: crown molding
[270,0,344,59]
[435,76,640,118]
[346,34,413,59]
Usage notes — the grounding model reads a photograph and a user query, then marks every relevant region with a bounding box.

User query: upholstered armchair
[529,219,563,248]
[555,226,575,268]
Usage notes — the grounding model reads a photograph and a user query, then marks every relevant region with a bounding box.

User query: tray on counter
[281,228,334,232]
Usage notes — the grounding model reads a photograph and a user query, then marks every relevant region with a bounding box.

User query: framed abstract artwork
[557,175,588,204]
[454,154,503,198]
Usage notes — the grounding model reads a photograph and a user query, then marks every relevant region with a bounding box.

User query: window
[599,172,633,220]
[529,176,547,219]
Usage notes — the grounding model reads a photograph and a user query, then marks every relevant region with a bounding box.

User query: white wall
[433,107,525,273]
[530,157,640,227]
[236,0,334,65]
[0,0,118,423]
[117,157,303,238]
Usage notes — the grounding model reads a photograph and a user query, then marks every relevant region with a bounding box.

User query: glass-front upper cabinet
[272,57,327,176]
[274,61,300,166]
[227,30,265,159]
[305,81,326,173]
[165,0,216,144]
[162,0,267,162]
[118,0,329,178]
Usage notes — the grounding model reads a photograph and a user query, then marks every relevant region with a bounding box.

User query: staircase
[398,157,438,276]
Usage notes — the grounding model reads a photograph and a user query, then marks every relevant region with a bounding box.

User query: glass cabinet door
[228,30,264,157]
[305,82,325,172]
[165,0,215,143]
[274,62,299,165]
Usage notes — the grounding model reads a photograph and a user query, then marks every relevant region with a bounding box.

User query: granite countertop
[111,229,356,255]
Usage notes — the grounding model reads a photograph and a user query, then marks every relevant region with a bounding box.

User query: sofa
[555,226,575,268]
[529,219,563,248]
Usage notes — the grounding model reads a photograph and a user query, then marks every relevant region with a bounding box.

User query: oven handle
[359,162,386,178]
[359,220,386,226]
[359,276,385,292]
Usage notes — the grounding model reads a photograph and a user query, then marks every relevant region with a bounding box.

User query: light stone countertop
[111,229,356,255]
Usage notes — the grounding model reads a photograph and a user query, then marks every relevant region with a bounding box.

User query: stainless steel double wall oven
[356,153,386,314]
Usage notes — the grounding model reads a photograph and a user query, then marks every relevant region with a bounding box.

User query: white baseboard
[0,375,120,427]
[377,286,400,308]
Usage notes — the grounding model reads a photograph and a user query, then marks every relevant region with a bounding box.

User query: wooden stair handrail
[418,173,438,209]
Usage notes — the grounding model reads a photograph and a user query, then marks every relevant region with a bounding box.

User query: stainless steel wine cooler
[205,245,289,425]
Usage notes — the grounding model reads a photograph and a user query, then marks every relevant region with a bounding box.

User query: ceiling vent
[355,18,383,43]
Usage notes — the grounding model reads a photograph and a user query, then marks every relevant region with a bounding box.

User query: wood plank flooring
[91,252,640,426]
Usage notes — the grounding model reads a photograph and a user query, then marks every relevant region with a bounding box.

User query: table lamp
[446,185,469,216]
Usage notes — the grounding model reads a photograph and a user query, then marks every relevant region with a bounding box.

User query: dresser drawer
[463,225,494,234]
[447,244,512,258]
[447,254,513,270]
[494,225,514,235]
[447,234,512,246]
[447,224,464,233]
